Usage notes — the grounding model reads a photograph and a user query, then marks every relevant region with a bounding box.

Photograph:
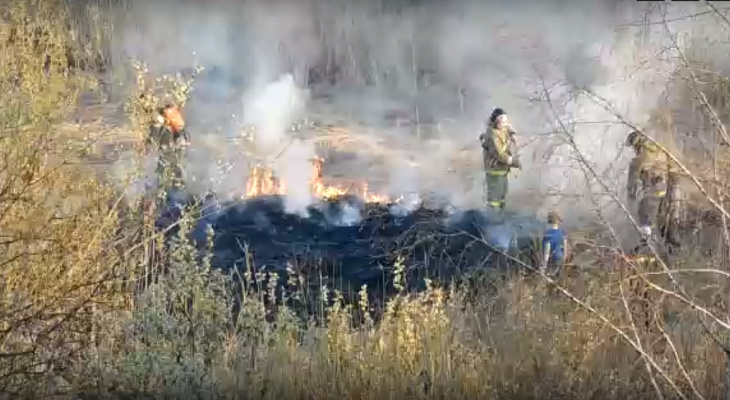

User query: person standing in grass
[479,108,521,212]
[540,210,568,276]
[148,103,190,192]
[625,129,680,249]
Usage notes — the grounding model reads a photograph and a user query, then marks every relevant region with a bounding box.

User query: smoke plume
[96,0,720,229]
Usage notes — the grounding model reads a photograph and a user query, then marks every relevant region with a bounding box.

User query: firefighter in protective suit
[148,104,190,191]
[625,130,679,247]
[479,108,521,211]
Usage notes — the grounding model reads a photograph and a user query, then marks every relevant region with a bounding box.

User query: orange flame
[245,165,286,198]
[310,156,349,200]
[361,183,390,204]
[243,157,390,203]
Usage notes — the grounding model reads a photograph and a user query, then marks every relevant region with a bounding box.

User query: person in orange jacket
[149,104,190,191]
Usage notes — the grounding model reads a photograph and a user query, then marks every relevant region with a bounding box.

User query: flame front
[243,157,390,203]
[245,165,286,198]
[311,156,349,200]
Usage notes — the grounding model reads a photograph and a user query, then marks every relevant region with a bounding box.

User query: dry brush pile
[3,2,730,400]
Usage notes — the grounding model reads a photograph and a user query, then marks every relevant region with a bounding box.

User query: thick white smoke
[241,74,314,215]
[97,0,720,229]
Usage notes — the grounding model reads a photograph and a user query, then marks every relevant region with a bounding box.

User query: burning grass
[244,155,393,203]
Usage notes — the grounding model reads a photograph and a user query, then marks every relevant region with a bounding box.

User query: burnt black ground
[157,193,546,298]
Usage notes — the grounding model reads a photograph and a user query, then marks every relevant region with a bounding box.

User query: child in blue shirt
[541,210,568,276]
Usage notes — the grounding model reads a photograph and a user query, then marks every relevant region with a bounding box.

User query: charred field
[155,192,546,303]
